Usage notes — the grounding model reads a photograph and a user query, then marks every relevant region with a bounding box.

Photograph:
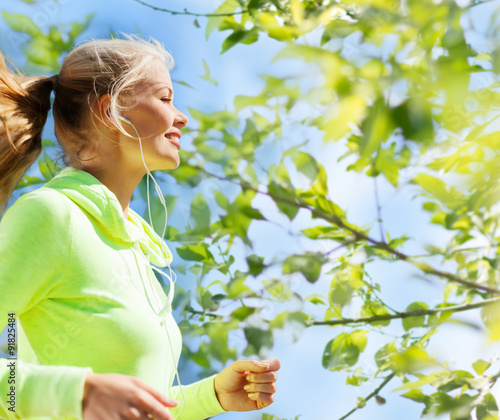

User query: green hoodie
[0,167,228,419]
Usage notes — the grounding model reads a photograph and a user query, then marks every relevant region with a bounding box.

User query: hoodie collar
[43,166,172,267]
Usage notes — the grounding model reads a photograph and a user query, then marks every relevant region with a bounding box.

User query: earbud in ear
[117,114,132,125]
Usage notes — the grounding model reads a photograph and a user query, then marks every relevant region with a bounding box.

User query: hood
[43,166,172,267]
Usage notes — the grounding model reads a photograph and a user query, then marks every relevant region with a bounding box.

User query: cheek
[136,106,173,137]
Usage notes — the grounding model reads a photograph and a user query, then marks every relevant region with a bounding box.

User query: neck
[76,164,146,219]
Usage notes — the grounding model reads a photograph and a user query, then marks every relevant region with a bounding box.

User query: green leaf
[248,0,268,9]
[220,189,264,246]
[359,100,394,159]
[481,301,500,341]
[246,254,266,276]
[206,0,240,39]
[346,374,369,386]
[413,174,448,201]
[328,278,354,307]
[244,327,273,357]
[2,11,41,36]
[361,301,391,327]
[177,244,215,263]
[476,393,498,420]
[201,59,218,86]
[68,13,94,42]
[190,193,211,232]
[392,98,433,143]
[267,180,299,221]
[283,252,327,283]
[221,28,259,54]
[263,279,292,302]
[401,389,426,403]
[322,330,368,371]
[232,306,255,321]
[472,359,491,375]
[214,190,229,210]
[290,151,320,182]
[402,301,428,331]
[375,342,398,370]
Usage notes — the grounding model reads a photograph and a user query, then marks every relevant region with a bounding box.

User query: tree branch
[338,373,396,420]
[467,0,498,8]
[185,163,500,294]
[187,309,222,319]
[308,296,500,327]
[131,0,248,17]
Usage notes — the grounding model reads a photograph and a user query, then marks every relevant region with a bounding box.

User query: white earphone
[118,113,185,418]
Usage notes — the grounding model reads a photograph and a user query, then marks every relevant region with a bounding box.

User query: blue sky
[1,1,500,419]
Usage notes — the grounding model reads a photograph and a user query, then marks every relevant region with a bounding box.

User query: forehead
[141,64,173,94]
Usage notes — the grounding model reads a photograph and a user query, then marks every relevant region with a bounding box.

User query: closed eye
[161,97,172,103]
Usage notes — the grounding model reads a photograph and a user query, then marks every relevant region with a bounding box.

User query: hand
[82,372,178,420]
[214,359,280,412]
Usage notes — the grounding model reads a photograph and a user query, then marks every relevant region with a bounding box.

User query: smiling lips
[165,131,181,150]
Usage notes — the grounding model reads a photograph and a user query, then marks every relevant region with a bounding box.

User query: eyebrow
[154,84,174,97]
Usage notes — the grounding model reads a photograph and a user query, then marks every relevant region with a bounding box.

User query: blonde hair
[0,35,174,209]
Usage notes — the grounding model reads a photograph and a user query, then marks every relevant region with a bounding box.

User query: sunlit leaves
[177,244,215,264]
[322,330,368,371]
[3,11,94,72]
[219,189,265,246]
[205,0,240,39]
[244,327,273,357]
[402,302,428,331]
[361,300,391,327]
[190,193,211,233]
[472,359,491,376]
[6,1,500,418]
[329,264,365,307]
[2,12,41,36]
[481,301,500,341]
[283,252,328,283]
[200,59,218,86]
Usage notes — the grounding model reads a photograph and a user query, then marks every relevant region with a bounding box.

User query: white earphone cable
[119,115,185,419]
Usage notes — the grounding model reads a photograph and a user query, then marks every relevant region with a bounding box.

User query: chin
[154,157,180,171]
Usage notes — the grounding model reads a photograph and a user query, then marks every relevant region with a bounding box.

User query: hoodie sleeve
[0,190,92,419]
[168,375,230,420]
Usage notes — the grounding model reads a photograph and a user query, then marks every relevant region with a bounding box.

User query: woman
[0,36,279,420]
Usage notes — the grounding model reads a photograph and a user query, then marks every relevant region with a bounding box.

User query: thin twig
[187,309,222,319]
[338,373,396,420]
[186,163,500,294]
[309,296,500,326]
[131,0,248,17]
[217,242,235,281]
[468,0,499,8]
[373,176,385,243]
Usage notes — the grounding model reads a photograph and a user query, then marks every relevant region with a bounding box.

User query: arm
[167,359,280,420]
[0,191,91,419]
[168,375,229,420]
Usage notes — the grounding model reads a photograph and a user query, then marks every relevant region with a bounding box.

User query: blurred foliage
[5,0,500,418]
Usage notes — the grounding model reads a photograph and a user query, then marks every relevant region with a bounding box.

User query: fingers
[127,407,150,420]
[231,359,272,373]
[231,358,281,373]
[260,358,281,372]
[246,371,277,383]
[245,366,278,408]
[132,395,174,420]
[244,382,277,394]
[247,392,275,406]
[134,378,178,408]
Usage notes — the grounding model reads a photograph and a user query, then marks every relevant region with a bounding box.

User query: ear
[96,94,114,127]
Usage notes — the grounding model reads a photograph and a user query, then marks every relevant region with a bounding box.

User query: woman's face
[119,62,188,172]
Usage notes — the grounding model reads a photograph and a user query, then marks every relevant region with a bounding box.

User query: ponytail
[0,52,54,209]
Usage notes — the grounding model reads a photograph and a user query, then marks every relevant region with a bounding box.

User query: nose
[174,108,189,128]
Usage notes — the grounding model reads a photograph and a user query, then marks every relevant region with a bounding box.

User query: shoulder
[0,187,73,232]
